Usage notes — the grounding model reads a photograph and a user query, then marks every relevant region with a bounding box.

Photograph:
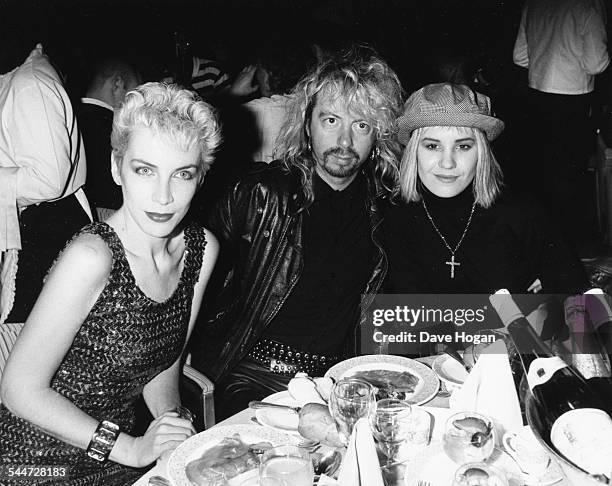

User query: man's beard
[320,147,362,178]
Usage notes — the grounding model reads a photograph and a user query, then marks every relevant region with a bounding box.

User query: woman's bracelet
[86,420,120,462]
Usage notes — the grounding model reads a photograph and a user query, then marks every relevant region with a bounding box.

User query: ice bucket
[525,392,608,485]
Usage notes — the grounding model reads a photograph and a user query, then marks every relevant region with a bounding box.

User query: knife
[248,400,301,413]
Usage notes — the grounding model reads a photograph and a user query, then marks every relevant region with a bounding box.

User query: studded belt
[247,338,343,375]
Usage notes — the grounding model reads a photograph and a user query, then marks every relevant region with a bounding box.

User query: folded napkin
[337,418,384,486]
[317,474,340,485]
[449,339,523,441]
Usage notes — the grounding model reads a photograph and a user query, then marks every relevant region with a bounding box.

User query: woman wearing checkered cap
[383,82,587,294]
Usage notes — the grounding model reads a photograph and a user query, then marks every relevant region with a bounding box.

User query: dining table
[131,355,570,486]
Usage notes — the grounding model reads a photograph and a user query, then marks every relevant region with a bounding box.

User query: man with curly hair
[190,46,404,419]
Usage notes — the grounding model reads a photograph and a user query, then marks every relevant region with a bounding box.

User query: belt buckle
[270,358,297,374]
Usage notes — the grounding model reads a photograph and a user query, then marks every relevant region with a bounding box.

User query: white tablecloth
[131,356,448,485]
[131,356,571,486]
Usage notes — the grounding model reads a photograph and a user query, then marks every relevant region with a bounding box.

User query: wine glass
[443,411,495,464]
[259,445,313,486]
[369,398,414,466]
[329,377,376,445]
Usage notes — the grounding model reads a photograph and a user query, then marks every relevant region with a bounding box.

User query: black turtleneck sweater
[264,172,374,354]
[383,184,587,294]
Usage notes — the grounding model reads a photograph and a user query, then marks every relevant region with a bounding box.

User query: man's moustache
[325,148,358,158]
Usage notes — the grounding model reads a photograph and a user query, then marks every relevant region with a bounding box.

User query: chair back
[0,322,24,402]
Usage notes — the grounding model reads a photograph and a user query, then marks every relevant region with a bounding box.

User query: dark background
[0,0,524,92]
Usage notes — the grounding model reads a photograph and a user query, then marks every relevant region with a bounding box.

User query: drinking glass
[369,398,413,465]
[442,411,495,464]
[259,445,314,486]
[328,377,376,445]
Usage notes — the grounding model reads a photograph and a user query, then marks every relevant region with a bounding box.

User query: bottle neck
[565,295,598,354]
[566,294,612,378]
[526,356,569,390]
[507,318,556,359]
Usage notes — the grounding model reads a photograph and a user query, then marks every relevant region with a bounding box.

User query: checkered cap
[397,83,505,143]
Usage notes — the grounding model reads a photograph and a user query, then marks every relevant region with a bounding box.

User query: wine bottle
[585,288,612,361]
[565,293,612,410]
[565,293,612,377]
[490,290,612,476]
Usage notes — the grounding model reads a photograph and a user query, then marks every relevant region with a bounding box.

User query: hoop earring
[371,146,381,160]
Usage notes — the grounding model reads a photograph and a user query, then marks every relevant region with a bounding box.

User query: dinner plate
[255,390,301,434]
[167,424,299,486]
[324,355,440,405]
[432,354,469,390]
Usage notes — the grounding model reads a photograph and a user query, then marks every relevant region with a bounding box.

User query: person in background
[79,56,141,216]
[242,41,317,163]
[385,82,588,294]
[0,44,93,324]
[513,0,609,245]
[0,83,220,484]
[190,46,404,420]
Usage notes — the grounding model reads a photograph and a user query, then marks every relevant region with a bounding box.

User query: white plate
[432,354,469,387]
[255,390,301,434]
[324,355,440,405]
[167,424,299,486]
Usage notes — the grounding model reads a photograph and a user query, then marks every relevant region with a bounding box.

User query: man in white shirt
[513,0,609,243]
[0,44,92,323]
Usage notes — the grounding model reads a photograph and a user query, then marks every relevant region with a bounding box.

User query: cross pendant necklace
[446,254,460,279]
[421,199,477,279]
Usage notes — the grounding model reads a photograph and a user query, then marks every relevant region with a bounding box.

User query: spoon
[248,400,301,413]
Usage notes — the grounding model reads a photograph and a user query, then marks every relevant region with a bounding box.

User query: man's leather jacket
[191,160,388,382]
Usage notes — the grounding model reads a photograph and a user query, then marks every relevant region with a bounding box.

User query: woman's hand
[127,411,196,467]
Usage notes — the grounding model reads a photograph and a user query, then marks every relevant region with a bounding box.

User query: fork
[416,481,432,486]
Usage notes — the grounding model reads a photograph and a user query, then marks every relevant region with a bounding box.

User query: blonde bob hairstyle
[397,126,503,208]
[111,82,221,181]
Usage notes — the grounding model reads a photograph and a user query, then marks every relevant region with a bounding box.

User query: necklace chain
[421,199,477,256]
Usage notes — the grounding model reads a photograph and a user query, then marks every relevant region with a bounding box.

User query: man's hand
[228,65,259,97]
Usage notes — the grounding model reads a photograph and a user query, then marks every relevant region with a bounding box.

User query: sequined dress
[0,222,207,485]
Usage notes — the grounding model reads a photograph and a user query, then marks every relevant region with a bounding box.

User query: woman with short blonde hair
[0,82,220,484]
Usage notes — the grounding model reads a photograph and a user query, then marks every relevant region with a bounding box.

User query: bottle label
[526,357,568,390]
[550,408,612,475]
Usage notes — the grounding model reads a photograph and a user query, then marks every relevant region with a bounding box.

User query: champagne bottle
[490,290,612,476]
